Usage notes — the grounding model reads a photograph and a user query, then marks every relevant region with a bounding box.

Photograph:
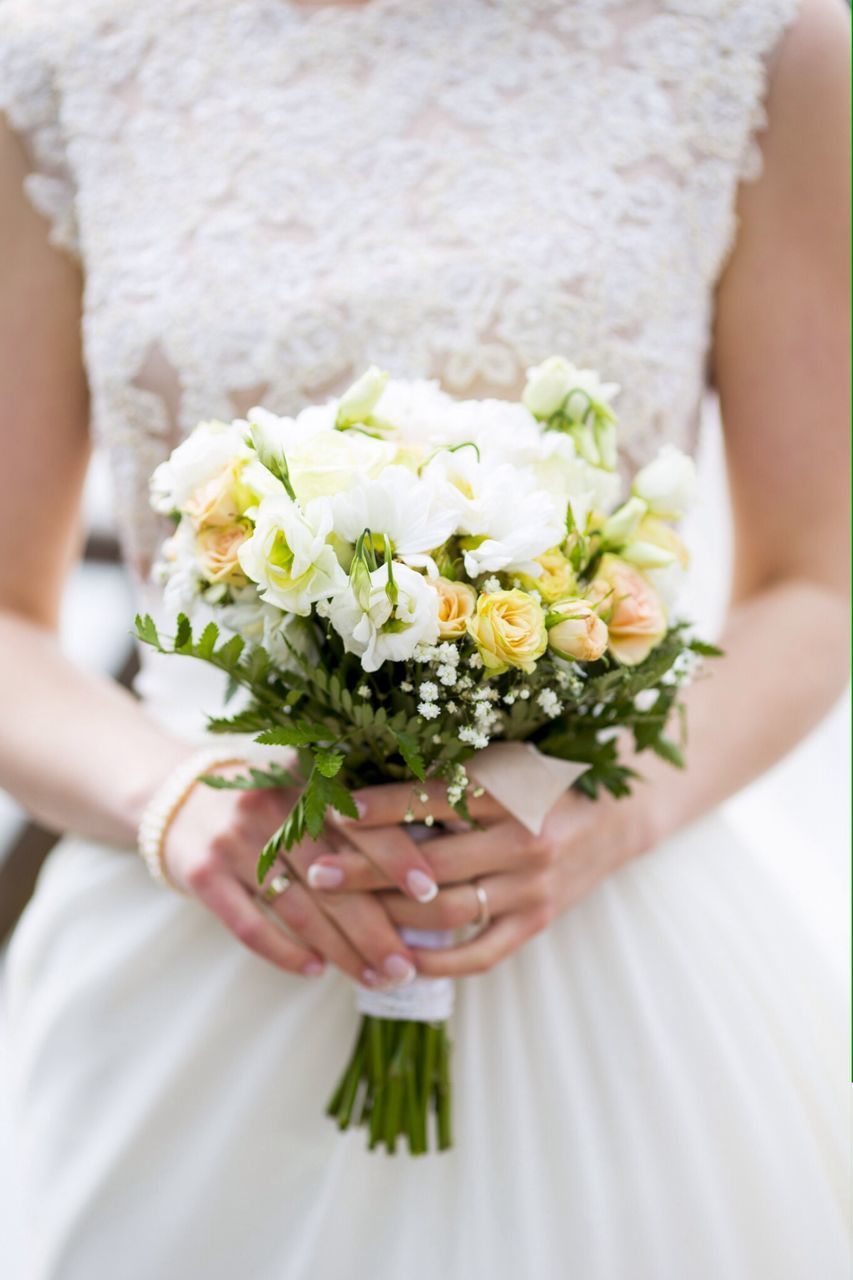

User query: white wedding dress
[1,2,848,1277]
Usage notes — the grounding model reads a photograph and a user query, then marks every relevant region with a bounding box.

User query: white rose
[288,430,399,501]
[237,494,347,616]
[321,562,440,672]
[632,446,696,518]
[335,366,389,427]
[331,465,457,564]
[150,420,251,515]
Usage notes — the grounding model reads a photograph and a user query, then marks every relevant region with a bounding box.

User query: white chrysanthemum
[237,494,347,615]
[321,562,441,673]
[150,420,251,514]
[331,466,457,565]
[420,448,563,577]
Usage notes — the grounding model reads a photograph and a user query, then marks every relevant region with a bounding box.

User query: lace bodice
[1,0,799,579]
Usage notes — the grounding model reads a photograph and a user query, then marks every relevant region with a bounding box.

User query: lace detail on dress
[0,5,79,256]
[0,0,801,576]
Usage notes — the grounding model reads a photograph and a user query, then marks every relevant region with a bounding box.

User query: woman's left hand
[308,781,661,977]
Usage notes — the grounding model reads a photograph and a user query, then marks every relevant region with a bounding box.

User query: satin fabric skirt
[4,810,847,1280]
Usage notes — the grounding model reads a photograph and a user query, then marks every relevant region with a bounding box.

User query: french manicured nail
[362,968,381,987]
[382,955,416,985]
[406,869,438,903]
[302,960,326,977]
[331,798,366,825]
[307,863,344,890]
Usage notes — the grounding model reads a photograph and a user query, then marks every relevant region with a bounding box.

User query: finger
[264,875,380,988]
[331,779,505,831]
[324,822,441,903]
[307,820,535,892]
[379,872,528,931]
[286,842,418,988]
[200,874,326,977]
[410,911,543,978]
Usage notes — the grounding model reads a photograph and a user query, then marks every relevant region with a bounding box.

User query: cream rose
[184,459,255,528]
[546,598,608,662]
[587,555,667,666]
[430,577,477,639]
[195,520,252,585]
[467,589,547,675]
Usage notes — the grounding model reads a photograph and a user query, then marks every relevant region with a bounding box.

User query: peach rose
[546,598,608,662]
[587,555,666,666]
[430,577,477,639]
[195,520,252,585]
[184,459,253,529]
[467,589,547,675]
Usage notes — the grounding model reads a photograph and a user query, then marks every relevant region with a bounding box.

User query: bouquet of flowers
[137,357,717,1154]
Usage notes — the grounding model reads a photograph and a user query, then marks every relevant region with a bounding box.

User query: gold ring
[472,881,490,932]
[261,872,292,903]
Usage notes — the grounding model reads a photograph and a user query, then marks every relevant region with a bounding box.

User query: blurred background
[0,394,849,1259]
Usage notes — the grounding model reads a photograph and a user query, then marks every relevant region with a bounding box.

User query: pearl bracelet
[137,749,248,890]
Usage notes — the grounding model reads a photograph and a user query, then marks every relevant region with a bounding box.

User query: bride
[0,1,849,1277]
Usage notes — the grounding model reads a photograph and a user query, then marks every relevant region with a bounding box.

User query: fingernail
[302,960,325,977]
[307,864,344,890]
[382,955,416,986]
[406,869,438,903]
[361,968,381,987]
[331,798,366,825]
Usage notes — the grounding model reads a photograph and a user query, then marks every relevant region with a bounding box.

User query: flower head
[467,589,548,676]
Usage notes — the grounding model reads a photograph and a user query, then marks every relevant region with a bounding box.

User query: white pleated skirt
[4,810,848,1280]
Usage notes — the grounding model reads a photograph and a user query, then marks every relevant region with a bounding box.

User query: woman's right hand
[162,765,424,989]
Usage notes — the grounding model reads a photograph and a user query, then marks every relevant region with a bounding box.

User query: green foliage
[135,611,719,879]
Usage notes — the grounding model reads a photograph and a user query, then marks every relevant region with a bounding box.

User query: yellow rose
[195,520,252,585]
[430,577,477,639]
[547,598,608,662]
[184,459,255,529]
[587,555,666,666]
[467,589,547,675]
[513,546,576,604]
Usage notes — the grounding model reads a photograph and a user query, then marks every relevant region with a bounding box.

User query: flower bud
[336,366,389,427]
[546,599,608,662]
[601,496,647,546]
[632,446,696,518]
[522,356,572,419]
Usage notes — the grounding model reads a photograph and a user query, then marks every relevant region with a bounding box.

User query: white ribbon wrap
[354,746,585,1022]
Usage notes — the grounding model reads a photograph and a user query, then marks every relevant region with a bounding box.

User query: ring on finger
[472,880,490,932]
[261,872,292,903]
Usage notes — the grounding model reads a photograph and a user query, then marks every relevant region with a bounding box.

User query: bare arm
[0,122,192,843]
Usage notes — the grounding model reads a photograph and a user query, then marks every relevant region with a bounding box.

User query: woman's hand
[306,780,659,977]
[162,765,425,989]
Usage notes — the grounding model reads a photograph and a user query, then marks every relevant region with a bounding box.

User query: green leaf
[650,737,685,769]
[216,634,245,668]
[318,772,359,821]
[200,762,299,791]
[197,621,219,659]
[257,823,287,883]
[134,613,160,648]
[175,613,192,649]
[257,721,334,748]
[391,728,426,781]
[315,748,345,778]
[689,639,724,657]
